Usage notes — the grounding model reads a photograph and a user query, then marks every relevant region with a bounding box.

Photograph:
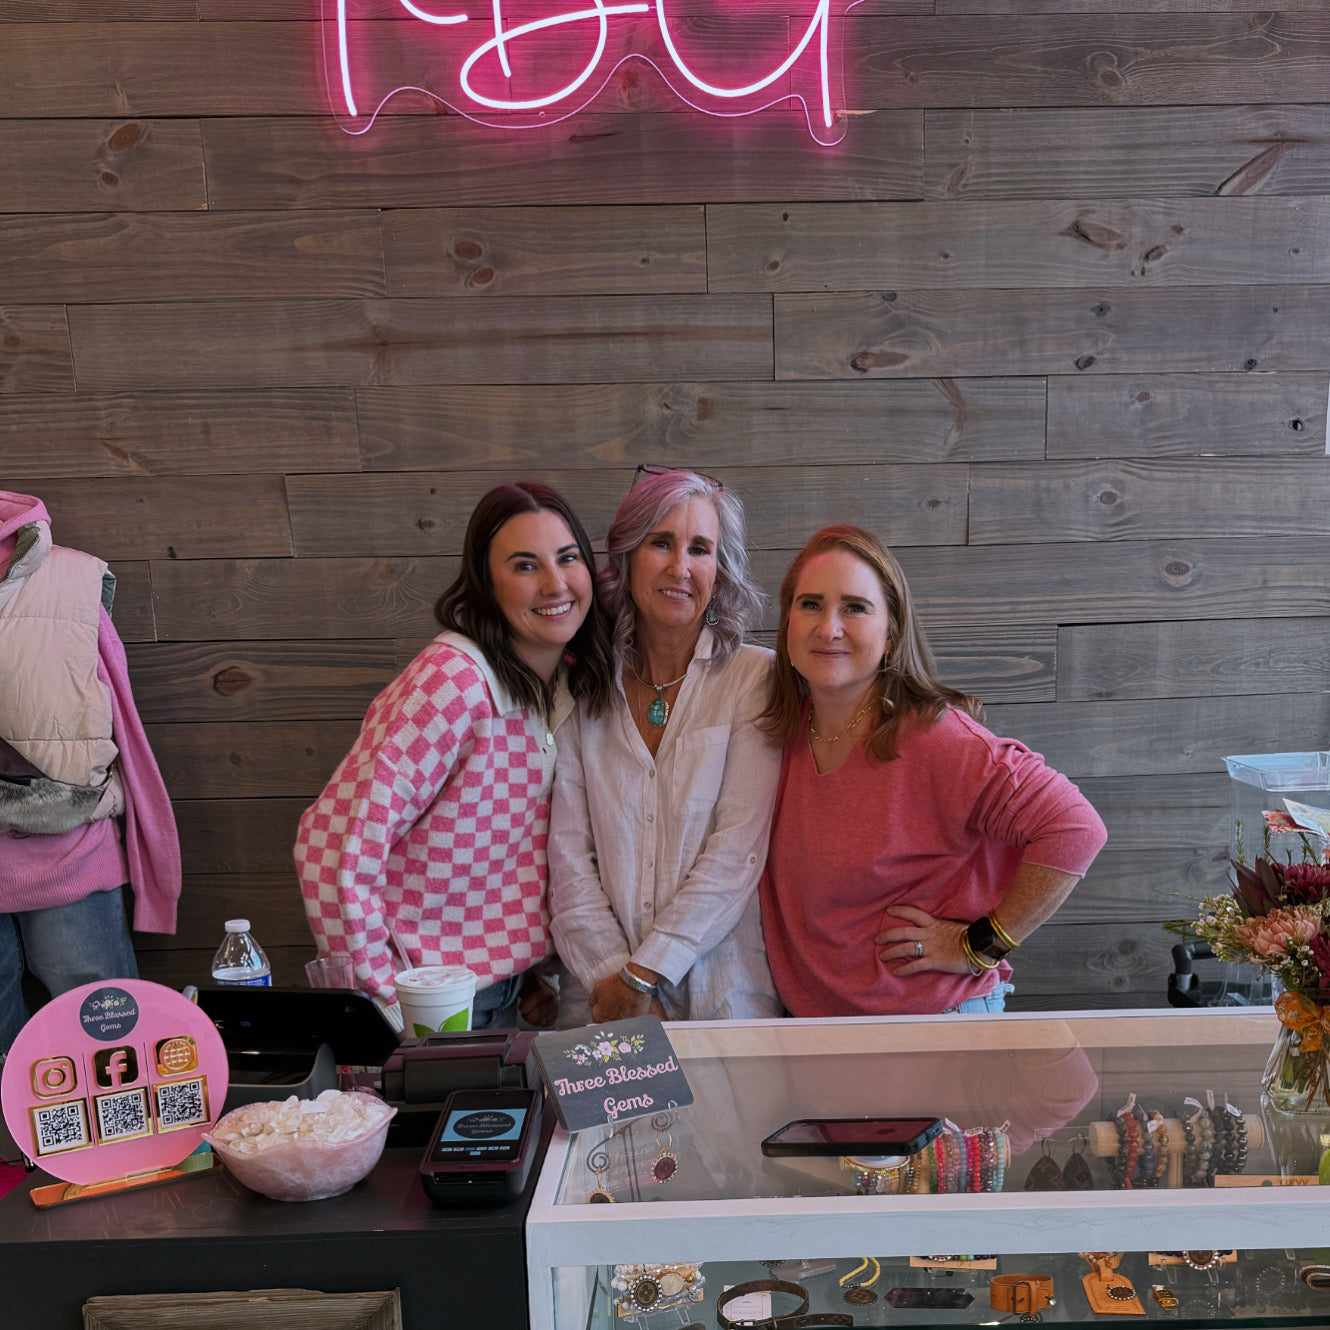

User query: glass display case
[525,1010,1330,1329]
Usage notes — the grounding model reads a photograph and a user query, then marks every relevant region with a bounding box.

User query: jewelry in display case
[611,1262,703,1318]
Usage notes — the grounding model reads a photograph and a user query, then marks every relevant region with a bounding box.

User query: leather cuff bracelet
[714,1280,855,1330]
[990,1274,1055,1315]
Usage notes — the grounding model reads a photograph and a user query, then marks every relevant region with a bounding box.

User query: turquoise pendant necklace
[632,665,688,728]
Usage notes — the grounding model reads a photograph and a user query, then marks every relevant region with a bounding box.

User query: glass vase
[1262,1018,1330,1117]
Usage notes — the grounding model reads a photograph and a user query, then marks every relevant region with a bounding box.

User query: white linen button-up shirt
[549,632,782,1020]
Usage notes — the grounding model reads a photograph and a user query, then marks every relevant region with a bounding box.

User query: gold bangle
[960,934,999,974]
[988,912,1020,952]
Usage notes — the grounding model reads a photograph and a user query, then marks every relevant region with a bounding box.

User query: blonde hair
[759,525,981,761]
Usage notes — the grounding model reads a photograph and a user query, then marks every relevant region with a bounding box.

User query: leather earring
[1024,1138,1065,1191]
[1062,1136,1095,1191]
[704,598,719,626]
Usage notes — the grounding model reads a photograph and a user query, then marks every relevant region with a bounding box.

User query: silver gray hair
[599,470,763,663]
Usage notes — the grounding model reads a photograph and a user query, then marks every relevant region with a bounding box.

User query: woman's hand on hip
[875,905,971,976]
[589,973,654,1023]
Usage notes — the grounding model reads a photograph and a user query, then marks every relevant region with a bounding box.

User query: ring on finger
[914,941,924,958]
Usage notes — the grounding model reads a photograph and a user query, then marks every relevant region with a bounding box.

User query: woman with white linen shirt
[549,467,781,1022]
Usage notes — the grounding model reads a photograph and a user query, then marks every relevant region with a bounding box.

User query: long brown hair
[759,525,980,761]
[435,482,615,718]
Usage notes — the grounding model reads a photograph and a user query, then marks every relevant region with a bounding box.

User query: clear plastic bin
[1224,751,1330,864]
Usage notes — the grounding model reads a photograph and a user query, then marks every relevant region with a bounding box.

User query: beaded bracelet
[1117,1107,1141,1190]
[1147,1110,1169,1187]
[945,1129,963,1193]
[1132,1102,1156,1189]
[1196,1107,1216,1186]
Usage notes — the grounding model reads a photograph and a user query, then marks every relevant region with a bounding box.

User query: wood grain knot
[2,335,19,350]
[453,240,483,260]
[1074,355,1096,370]
[1289,419,1305,431]
[107,122,143,152]
[212,667,253,698]
[100,172,120,188]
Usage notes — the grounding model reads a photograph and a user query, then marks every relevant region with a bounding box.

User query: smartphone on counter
[419,1085,542,1205]
[761,1115,942,1158]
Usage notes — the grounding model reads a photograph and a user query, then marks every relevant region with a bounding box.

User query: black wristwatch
[965,914,1013,964]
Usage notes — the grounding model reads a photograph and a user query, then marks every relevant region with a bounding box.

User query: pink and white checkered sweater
[295,632,566,1004]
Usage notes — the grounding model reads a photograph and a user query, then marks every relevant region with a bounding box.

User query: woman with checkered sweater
[295,483,613,1031]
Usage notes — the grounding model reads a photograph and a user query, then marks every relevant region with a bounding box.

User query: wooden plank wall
[3,0,1329,1010]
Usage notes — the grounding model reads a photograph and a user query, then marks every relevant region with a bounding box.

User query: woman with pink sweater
[759,526,1106,1018]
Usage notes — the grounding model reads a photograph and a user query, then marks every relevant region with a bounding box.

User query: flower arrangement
[565,1029,647,1067]
[1170,810,1330,1113]
[1179,829,1330,995]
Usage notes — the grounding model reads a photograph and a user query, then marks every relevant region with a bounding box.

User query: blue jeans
[0,887,138,1054]
[470,973,521,1030]
[945,981,1014,1015]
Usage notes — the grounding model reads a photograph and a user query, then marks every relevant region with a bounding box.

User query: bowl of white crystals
[205,1089,396,1202]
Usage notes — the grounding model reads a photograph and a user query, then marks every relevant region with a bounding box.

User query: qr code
[31,1099,91,1156]
[95,1087,150,1143]
[155,1076,208,1130]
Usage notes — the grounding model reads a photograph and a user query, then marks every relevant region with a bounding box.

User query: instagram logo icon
[31,1056,78,1098]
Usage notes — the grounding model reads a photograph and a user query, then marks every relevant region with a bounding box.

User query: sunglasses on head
[632,463,724,490]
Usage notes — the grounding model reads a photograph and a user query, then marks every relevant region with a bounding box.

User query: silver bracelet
[619,965,659,996]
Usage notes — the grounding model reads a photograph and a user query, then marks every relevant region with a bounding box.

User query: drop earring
[1062,1134,1095,1190]
[704,598,719,626]
[1024,1138,1065,1191]
[651,1125,678,1183]
[587,1148,615,1203]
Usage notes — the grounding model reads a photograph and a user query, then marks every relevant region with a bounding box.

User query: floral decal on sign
[566,1030,647,1066]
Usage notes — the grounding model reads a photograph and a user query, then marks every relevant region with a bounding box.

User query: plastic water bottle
[210,919,272,986]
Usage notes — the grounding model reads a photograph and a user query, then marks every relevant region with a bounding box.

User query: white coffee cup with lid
[394,965,478,1037]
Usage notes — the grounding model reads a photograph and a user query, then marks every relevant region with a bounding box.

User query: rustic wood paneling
[146,720,361,799]
[201,113,923,210]
[0,211,385,303]
[851,14,1330,108]
[1046,373,1329,459]
[135,874,309,952]
[970,458,1330,543]
[68,295,774,389]
[357,378,1046,469]
[0,119,206,213]
[287,464,969,555]
[926,625,1059,703]
[126,641,398,723]
[1059,617,1330,702]
[937,1,1327,13]
[0,0,195,17]
[174,797,311,875]
[1008,922,1176,1010]
[774,286,1330,379]
[0,390,361,477]
[106,560,155,643]
[0,24,318,117]
[1057,847,1230,924]
[10,1,1327,1013]
[0,306,74,394]
[709,198,1330,291]
[757,537,1330,630]
[381,206,706,297]
[924,106,1330,199]
[32,476,293,560]
[1074,773,1230,852]
[986,694,1330,780]
[151,557,457,641]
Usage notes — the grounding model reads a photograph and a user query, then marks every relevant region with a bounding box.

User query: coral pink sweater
[760,707,1106,1017]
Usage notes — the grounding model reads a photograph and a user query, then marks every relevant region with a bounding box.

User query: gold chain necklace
[809,699,875,744]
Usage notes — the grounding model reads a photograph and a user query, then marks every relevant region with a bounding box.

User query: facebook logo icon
[92,1046,139,1089]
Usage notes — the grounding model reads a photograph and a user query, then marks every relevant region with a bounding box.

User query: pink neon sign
[322,0,849,146]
